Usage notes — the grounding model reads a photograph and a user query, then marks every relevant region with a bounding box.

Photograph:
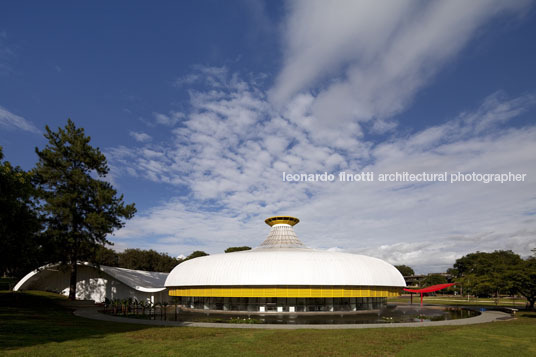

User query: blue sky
[1,0,536,273]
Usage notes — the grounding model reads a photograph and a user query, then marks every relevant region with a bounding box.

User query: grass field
[1,291,535,356]
[389,295,528,308]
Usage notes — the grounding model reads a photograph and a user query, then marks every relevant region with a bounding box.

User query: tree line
[449,250,536,308]
[93,245,252,272]
[396,249,536,309]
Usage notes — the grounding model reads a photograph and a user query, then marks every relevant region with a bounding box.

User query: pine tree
[34,119,136,300]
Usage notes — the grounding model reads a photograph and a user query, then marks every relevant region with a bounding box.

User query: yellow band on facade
[169,286,401,298]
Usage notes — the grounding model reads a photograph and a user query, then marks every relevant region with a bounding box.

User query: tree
[34,120,136,299]
[150,251,179,272]
[93,247,179,272]
[452,250,523,298]
[0,147,42,278]
[119,248,178,272]
[395,265,415,277]
[421,273,448,287]
[118,249,152,271]
[183,250,209,261]
[94,246,120,267]
[513,257,536,309]
[225,246,251,253]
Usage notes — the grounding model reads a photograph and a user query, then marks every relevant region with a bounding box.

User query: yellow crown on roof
[265,216,300,226]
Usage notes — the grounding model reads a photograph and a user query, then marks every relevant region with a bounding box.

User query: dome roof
[165,216,406,288]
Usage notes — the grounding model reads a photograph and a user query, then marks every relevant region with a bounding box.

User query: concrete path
[73,307,513,329]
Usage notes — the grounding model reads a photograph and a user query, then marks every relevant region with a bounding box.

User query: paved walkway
[73,307,513,329]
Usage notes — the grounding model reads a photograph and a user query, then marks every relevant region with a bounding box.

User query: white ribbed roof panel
[14,262,169,293]
[165,249,406,288]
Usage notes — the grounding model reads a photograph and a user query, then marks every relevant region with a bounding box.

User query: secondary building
[14,262,169,303]
[165,216,405,312]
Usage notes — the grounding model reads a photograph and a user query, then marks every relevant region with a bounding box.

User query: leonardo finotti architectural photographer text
[282,171,527,184]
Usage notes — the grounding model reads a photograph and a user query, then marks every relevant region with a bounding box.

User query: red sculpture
[403,283,456,307]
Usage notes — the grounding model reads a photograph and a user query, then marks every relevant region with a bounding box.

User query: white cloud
[109,70,536,271]
[271,0,532,129]
[0,105,40,134]
[129,131,152,142]
[0,31,15,75]
[174,73,199,87]
[153,111,185,126]
[174,65,234,89]
[107,2,535,272]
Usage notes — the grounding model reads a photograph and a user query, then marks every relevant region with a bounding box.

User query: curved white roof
[14,262,169,293]
[165,249,405,287]
[167,218,405,288]
[100,265,169,293]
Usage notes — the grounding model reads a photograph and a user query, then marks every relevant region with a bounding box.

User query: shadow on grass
[0,291,151,351]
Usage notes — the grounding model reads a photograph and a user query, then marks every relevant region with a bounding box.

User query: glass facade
[179,296,387,312]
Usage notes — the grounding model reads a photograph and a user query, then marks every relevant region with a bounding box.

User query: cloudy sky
[1,0,535,273]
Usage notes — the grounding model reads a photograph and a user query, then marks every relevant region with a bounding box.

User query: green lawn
[389,295,528,307]
[1,291,535,356]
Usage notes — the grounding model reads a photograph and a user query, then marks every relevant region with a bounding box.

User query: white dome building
[165,216,405,312]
